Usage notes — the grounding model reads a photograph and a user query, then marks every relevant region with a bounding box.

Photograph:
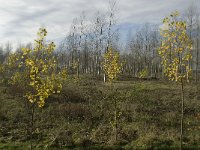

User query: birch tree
[158,11,193,150]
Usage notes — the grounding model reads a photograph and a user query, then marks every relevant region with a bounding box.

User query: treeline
[0,2,200,82]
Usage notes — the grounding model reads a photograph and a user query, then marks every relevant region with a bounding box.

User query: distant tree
[126,24,160,78]
[4,42,12,63]
[104,0,118,82]
[195,16,200,82]
[0,45,4,63]
[103,47,122,83]
[92,11,106,77]
[158,11,193,150]
[184,2,199,82]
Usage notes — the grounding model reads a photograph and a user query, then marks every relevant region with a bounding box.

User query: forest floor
[0,76,200,149]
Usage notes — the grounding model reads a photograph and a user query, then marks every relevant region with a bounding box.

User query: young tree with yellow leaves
[103,47,122,83]
[7,28,67,149]
[103,47,122,143]
[158,11,193,150]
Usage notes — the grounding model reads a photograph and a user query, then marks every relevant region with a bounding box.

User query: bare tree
[184,2,198,75]
[196,15,200,82]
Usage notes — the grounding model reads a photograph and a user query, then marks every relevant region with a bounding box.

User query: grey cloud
[0,0,198,47]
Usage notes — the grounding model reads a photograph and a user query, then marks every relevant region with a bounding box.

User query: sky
[0,0,199,49]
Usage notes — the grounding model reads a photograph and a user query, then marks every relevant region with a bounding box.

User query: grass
[0,143,29,150]
[0,77,200,149]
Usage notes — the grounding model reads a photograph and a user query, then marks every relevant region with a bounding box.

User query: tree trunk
[180,79,184,150]
[77,58,80,78]
[196,31,199,83]
[30,104,35,150]
[114,98,117,143]
[104,73,106,82]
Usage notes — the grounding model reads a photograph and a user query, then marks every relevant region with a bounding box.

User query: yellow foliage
[103,47,122,83]
[158,11,193,82]
[71,61,78,70]
[8,28,67,107]
[138,68,149,78]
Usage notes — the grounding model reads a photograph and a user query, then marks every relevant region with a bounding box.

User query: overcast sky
[0,0,199,49]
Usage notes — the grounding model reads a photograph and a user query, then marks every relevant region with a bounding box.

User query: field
[0,76,200,149]
[1,0,200,149]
